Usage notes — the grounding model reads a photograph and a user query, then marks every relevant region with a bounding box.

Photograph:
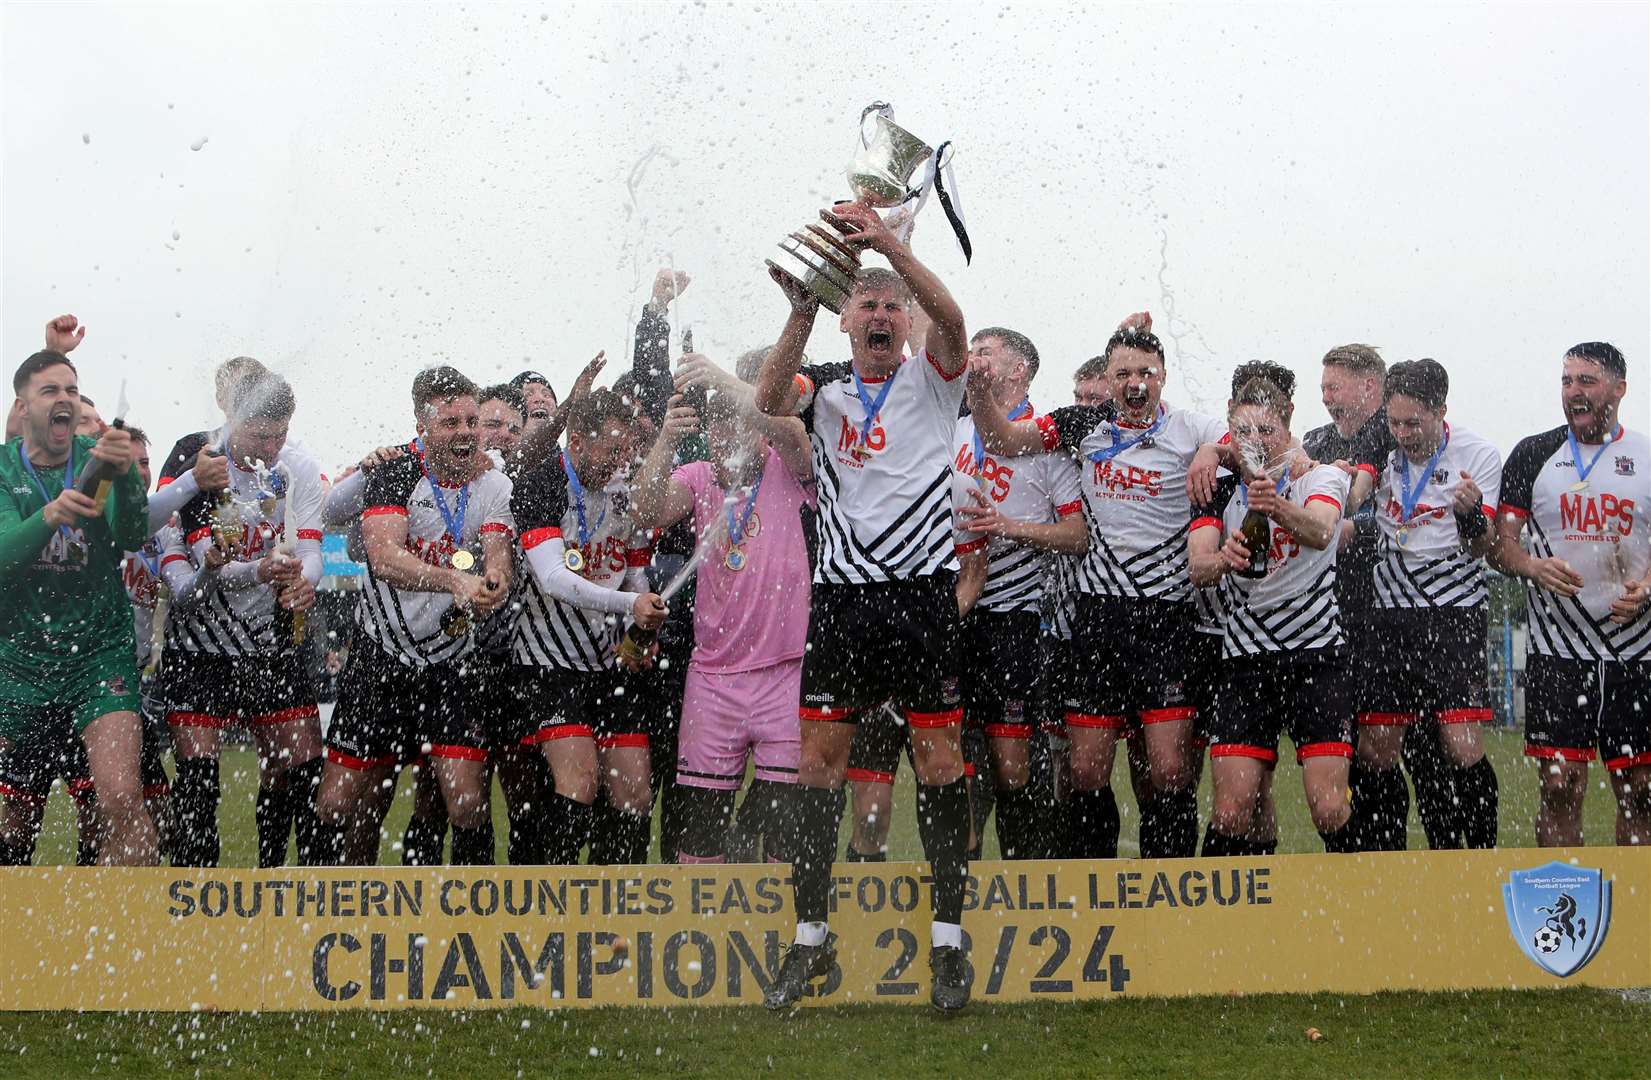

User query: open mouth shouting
[448,441,475,464]
[48,403,75,441]
[1122,385,1151,413]
[866,326,895,356]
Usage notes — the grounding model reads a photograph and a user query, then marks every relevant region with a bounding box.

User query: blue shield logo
[1502,861,1611,978]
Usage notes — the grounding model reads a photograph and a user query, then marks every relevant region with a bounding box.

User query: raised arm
[630,395,701,531]
[828,203,966,376]
[631,270,690,424]
[754,268,819,416]
[1245,477,1339,552]
[965,358,1049,457]
[513,352,607,476]
[674,354,814,485]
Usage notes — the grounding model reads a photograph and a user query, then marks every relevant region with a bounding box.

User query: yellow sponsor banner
[0,848,1643,1011]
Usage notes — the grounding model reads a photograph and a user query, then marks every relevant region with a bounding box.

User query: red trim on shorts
[983,723,1031,740]
[928,352,965,382]
[325,747,396,771]
[793,373,814,399]
[428,743,488,762]
[1211,744,1278,764]
[169,711,230,729]
[1036,415,1060,453]
[362,505,408,518]
[1065,711,1126,730]
[1189,516,1221,533]
[67,778,96,798]
[598,733,650,750]
[143,783,170,799]
[523,723,595,745]
[963,763,976,779]
[626,548,652,567]
[296,529,323,541]
[905,708,963,729]
[955,538,987,555]
[844,767,895,785]
[800,706,858,722]
[249,704,320,727]
[520,526,562,550]
[161,553,190,567]
[186,526,212,546]
[1498,503,1529,521]
[1305,494,1342,512]
[1481,504,1496,520]
[1605,751,1651,773]
[1359,712,1417,726]
[1297,741,1354,762]
[0,782,47,805]
[1190,735,1210,752]
[1354,463,1378,480]
[1438,707,1493,725]
[1056,500,1082,517]
[1141,706,1196,725]
[480,522,513,536]
[1525,744,1596,763]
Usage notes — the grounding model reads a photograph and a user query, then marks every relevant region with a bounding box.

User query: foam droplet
[190,137,208,151]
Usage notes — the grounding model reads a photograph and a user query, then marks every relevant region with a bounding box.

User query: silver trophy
[767,103,938,314]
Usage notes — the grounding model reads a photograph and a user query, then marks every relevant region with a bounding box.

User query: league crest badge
[1502,861,1611,978]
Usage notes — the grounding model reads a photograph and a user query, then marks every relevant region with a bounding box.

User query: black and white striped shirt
[1371,423,1502,610]
[1501,424,1650,662]
[952,411,1082,614]
[1203,464,1349,657]
[357,452,515,668]
[796,350,966,585]
[511,455,651,672]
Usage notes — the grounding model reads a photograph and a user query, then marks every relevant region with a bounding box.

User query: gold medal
[725,546,748,572]
[1397,528,1410,548]
[565,547,585,572]
[1569,480,1591,493]
[450,549,475,571]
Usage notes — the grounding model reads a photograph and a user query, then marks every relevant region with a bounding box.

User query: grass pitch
[0,989,1644,1079]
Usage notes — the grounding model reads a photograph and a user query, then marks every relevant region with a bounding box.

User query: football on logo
[1502,861,1611,978]
[1532,927,1563,954]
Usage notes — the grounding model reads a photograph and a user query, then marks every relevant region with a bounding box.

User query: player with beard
[158,373,325,867]
[630,357,814,865]
[1491,342,1650,845]
[0,326,157,865]
[511,389,668,864]
[754,202,972,1013]
[400,383,549,865]
[952,328,1087,859]
[1189,377,1355,854]
[317,367,515,865]
[972,323,1228,863]
[1358,360,1502,849]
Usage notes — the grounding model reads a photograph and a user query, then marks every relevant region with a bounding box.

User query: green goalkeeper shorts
[0,648,143,742]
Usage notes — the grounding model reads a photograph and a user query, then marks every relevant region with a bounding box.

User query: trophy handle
[860,101,893,147]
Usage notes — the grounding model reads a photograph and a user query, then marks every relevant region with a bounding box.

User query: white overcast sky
[3,1,1646,472]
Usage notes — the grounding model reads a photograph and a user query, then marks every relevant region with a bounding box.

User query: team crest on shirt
[106,675,129,696]
[1502,862,1611,978]
[1432,469,1450,485]
[941,676,960,706]
[1616,456,1636,476]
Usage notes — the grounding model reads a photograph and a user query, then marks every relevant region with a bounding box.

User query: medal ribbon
[18,442,84,541]
[726,469,764,550]
[1566,424,1620,488]
[562,452,605,549]
[851,365,900,445]
[1087,405,1166,464]
[413,438,469,547]
[1239,469,1291,508]
[973,398,1031,474]
[1397,424,1451,523]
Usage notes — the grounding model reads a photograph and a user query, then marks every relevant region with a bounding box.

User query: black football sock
[790,785,845,924]
[284,759,328,866]
[1455,757,1499,849]
[401,814,447,866]
[0,834,32,866]
[842,846,887,862]
[1404,723,1461,850]
[743,779,792,862]
[993,786,1036,860]
[1253,835,1278,856]
[544,792,592,865]
[1143,788,1198,859]
[450,821,495,866]
[1069,787,1120,859]
[505,773,551,866]
[1349,758,1408,852]
[917,778,970,926]
[73,796,100,866]
[1136,795,1163,859]
[1201,823,1247,857]
[171,757,221,867]
[255,771,295,869]
[677,786,735,861]
[1319,819,1357,853]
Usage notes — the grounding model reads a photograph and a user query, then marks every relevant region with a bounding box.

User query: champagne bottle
[75,417,127,509]
[1237,503,1272,579]
[616,623,657,666]
[274,540,306,645]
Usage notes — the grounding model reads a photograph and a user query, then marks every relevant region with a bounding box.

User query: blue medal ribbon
[413,438,469,546]
[562,452,606,548]
[973,398,1031,473]
[851,365,900,445]
[1566,424,1620,488]
[1087,405,1166,464]
[1396,425,1450,523]
[17,442,83,541]
[726,469,764,550]
[1239,468,1291,507]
